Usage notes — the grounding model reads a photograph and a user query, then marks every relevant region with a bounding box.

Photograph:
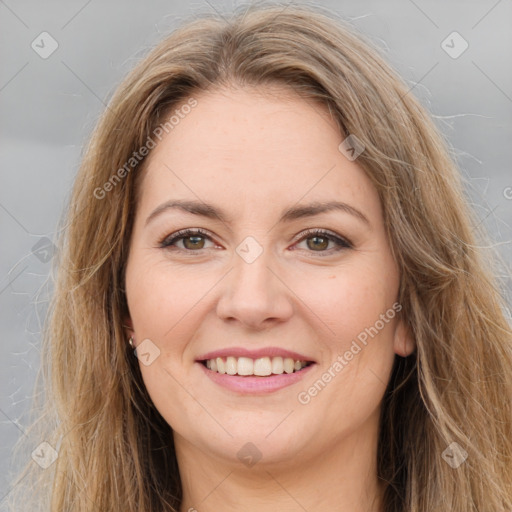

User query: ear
[393,319,415,357]
[123,316,135,340]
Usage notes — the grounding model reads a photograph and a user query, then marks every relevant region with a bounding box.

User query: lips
[198,358,316,394]
[196,347,316,383]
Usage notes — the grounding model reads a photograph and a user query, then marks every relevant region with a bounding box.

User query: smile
[203,356,312,376]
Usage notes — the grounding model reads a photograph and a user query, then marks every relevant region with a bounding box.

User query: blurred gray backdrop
[1,0,511,507]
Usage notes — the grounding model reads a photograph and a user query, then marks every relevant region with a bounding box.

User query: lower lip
[198,362,315,394]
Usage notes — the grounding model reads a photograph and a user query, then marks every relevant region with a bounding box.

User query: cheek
[125,254,213,343]
[125,255,210,431]
[291,260,399,349]
[293,261,399,423]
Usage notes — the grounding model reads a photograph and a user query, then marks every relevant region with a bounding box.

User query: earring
[128,336,134,348]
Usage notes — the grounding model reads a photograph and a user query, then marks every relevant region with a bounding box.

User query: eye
[294,228,352,255]
[159,228,352,255]
[159,228,216,252]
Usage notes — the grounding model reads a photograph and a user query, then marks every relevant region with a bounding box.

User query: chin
[184,414,316,467]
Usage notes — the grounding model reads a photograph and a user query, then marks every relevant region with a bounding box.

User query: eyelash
[159,228,352,256]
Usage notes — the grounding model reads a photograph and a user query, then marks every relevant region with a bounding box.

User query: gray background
[1,0,511,506]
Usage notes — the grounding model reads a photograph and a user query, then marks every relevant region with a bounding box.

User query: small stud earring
[128,336,134,348]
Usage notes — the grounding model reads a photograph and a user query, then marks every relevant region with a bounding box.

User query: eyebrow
[145,199,371,227]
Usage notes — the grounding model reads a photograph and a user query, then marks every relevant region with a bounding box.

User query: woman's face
[124,85,413,468]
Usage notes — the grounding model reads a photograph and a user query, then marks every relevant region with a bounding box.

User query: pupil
[185,236,204,249]
[309,236,328,250]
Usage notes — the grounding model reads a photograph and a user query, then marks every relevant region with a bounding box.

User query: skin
[124,84,415,512]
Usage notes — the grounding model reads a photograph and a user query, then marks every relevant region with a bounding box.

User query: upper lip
[197,347,316,363]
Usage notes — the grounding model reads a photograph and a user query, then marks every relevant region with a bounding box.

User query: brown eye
[306,234,330,251]
[295,229,352,255]
[160,229,214,251]
[182,235,206,250]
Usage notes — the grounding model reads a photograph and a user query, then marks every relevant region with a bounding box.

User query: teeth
[226,356,237,375]
[204,356,310,376]
[254,357,272,376]
[237,357,254,376]
[284,357,294,374]
[272,356,283,374]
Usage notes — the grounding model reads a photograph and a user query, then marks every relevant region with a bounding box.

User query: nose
[216,248,294,330]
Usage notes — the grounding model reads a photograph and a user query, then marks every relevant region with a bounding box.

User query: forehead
[137,86,381,224]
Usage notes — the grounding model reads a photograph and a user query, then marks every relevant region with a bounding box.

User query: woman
[8,2,512,511]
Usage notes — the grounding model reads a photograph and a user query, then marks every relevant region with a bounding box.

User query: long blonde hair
[8,2,512,511]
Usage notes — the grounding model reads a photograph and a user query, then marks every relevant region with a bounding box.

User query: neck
[176,416,384,512]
